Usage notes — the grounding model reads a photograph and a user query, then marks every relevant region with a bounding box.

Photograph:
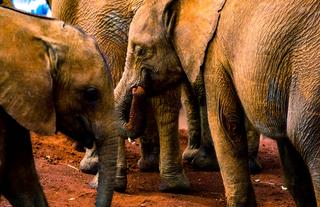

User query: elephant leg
[309,156,320,206]
[287,122,320,205]
[204,63,256,206]
[276,138,316,207]
[151,87,190,192]
[181,81,219,171]
[79,144,98,175]
[181,81,201,161]
[138,104,160,172]
[246,119,262,174]
[286,83,320,206]
[72,140,85,152]
[2,117,47,207]
[190,103,220,171]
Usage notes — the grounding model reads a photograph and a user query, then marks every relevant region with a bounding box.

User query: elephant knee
[218,107,247,157]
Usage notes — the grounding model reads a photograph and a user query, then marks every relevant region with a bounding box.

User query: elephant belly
[215,0,320,139]
[234,72,289,139]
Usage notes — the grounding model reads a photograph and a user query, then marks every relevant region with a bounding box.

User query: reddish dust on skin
[124,86,146,138]
[0,125,294,206]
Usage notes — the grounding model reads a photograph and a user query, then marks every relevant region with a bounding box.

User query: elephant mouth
[59,125,95,149]
[118,86,147,139]
[57,115,95,149]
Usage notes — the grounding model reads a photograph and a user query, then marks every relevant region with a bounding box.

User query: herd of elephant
[1,0,320,206]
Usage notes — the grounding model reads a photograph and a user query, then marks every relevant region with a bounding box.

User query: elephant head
[0,7,118,206]
[0,0,14,7]
[115,0,225,137]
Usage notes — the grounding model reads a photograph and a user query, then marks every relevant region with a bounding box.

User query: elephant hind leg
[205,63,256,206]
[277,138,316,207]
[246,119,262,174]
[286,85,320,206]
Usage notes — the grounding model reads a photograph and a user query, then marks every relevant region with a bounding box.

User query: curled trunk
[116,85,147,139]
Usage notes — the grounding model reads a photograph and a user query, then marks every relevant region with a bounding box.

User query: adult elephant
[0,6,118,206]
[49,0,262,192]
[116,0,320,206]
[48,0,219,190]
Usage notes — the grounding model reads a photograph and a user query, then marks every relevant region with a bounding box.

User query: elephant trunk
[115,76,147,139]
[95,125,118,207]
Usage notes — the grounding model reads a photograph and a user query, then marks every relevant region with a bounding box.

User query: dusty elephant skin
[116,0,320,206]
[49,0,250,191]
[0,7,118,207]
[49,0,146,191]
[49,0,261,195]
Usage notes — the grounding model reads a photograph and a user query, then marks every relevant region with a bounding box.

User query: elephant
[49,0,210,192]
[0,6,118,207]
[115,0,320,206]
[49,0,262,192]
[0,0,13,7]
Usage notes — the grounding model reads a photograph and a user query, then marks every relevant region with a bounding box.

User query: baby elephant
[0,7,118,207]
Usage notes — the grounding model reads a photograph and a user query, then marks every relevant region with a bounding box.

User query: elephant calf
[0,7,118,207]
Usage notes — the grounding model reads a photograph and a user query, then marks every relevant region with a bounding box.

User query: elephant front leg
[2,121,47,207]
[246,119,262,174]
[181,81,201,161]
[79,144,99,175]
[181,81,219,171]
[138,105,160,172]
[151,87,190,192]
[205,65,256,206]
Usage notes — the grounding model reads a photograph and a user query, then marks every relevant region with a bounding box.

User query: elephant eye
[83,87,100,103]
[135,45,147,57]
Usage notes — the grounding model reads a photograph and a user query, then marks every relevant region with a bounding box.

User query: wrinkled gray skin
[0,7,117,207]
[49,0,261,192]
[117,0,320,206]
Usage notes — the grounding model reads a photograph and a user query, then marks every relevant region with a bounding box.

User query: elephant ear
[0,0,14,8]
[0,36,62,135]
[166,0,226,83]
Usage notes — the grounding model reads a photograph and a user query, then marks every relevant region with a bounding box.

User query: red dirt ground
[0,128,295,207]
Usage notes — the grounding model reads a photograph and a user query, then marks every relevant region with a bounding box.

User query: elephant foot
[190,146,220,171]
[227,201,256,207]
[137,154,159,172]
[88,168,127,193]
[88,173,98,189]
[182,146,199,162]
[114,165,127,193]
[159,172,190,193]
[248,155,262,174]
[79,147,98,175]
[72,141,85,152]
